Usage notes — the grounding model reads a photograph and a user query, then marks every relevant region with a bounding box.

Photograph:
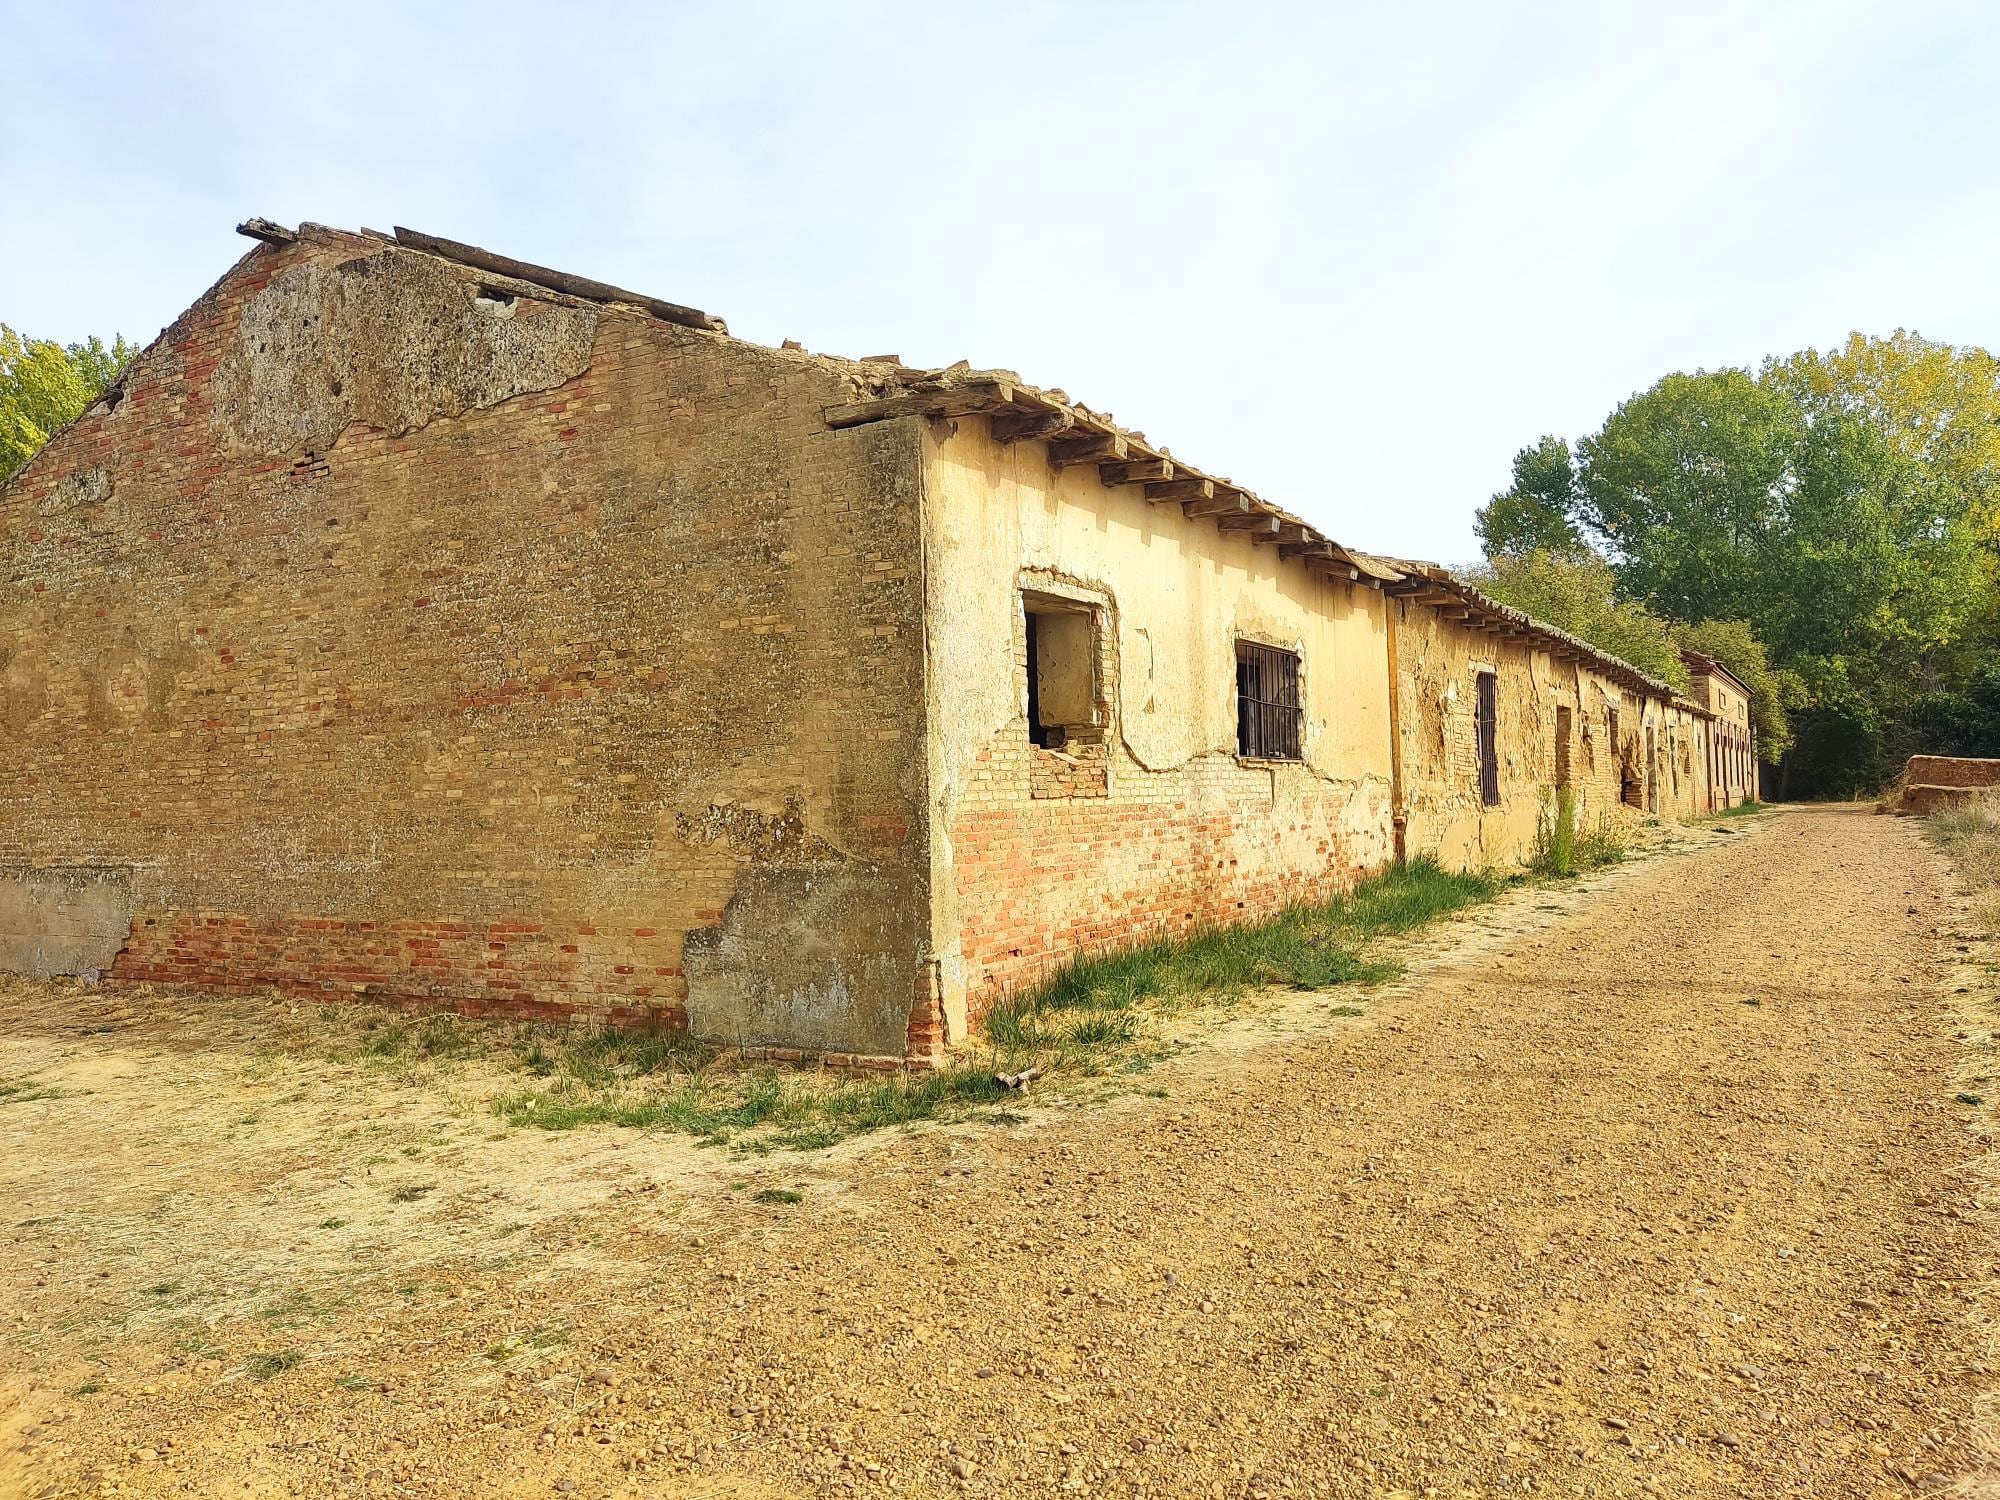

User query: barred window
[1236,641,1301,760]
[1476,670,1500,807]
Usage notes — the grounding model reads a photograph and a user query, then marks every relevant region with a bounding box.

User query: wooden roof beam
[825,383,1018,428]
[1047,432,1129,468]
[1305,556,1361,581]
[1100,458,1174,486]
[1278,541,1337,561]
[1146,477,1216,504]
[1184,492,1253,519]
[1217,514,1282,540]
[393,225,726,332]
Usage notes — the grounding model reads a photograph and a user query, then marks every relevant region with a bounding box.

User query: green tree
[1767,331,2000,538]
[1573,368,1800,624]
[0,326,135,482]
[1465,548,1690,691]
[1474,436,1583,559]
[1523,338,2000,794]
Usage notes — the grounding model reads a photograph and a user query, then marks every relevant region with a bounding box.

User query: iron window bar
[1236,641,1302,760]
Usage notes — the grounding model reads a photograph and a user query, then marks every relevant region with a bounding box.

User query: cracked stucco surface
[210,252,599,456]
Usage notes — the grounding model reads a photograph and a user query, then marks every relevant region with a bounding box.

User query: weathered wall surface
[920,421,1396,1027]
[1394,602,1715,868]
[0,866,133,978]
[0,228,931,1058]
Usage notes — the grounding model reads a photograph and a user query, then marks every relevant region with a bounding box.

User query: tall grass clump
[1531,787,1626,877]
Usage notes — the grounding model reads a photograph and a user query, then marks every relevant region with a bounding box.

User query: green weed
[242,1349,304,1381]
[752,1187,804,1205]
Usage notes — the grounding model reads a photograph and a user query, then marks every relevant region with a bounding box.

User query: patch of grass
[70,1380,101,1396]
[1716,798,1766,818]
[493,1049,1010,1153]
[477,860,1501,1155]
[1740,997,1762,1007]
[146,1281,182,1297]
[318,1218,346,1231]
[1958,1092,1985,1106]
[752,1187,804,1205]
[242,1349,304,1381]
[352,1012,478,1065]
[337,1375,376,1392]
[988,857,1494,1051]
[0,1077,75,1105]
[387,1184,434,1204]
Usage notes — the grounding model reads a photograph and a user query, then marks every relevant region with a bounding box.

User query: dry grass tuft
[1927,789,2000,931]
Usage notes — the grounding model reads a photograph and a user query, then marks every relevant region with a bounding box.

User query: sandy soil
[2,804,1995,1499]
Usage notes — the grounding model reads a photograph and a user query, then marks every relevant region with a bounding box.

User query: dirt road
[3,805,1994,1498]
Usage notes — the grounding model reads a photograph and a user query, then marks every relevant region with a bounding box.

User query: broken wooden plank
[823,384,1020,428]
[1099,458,1175,486]
[235,217,296,245]
[392,226,727,332]
[992,406,1075,443]
[1146,478,1216,504]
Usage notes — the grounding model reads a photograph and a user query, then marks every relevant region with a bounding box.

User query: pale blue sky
[8,1,1997,561]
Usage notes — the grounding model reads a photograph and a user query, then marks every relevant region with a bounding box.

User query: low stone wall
[1899,783,1986,816]
[1892,756,2000,815]
[1906,756,2000,789]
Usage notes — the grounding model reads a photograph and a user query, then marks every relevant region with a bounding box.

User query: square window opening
[1023,595,1099,748]
[1236,641,1302,761]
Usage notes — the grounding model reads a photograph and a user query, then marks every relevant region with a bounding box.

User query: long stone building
[0,220,1752,1063]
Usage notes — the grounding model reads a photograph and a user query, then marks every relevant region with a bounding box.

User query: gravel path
[5,804,1993,1498]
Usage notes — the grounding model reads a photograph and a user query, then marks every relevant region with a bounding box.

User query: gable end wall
[0,229,932,1059]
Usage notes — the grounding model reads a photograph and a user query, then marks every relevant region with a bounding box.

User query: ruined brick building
[0,221,1754,1063]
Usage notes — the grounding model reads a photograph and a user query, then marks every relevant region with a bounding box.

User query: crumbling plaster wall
[919,419,1396,1026]
[0,228,932,1058]
[1393,602,1715,868]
